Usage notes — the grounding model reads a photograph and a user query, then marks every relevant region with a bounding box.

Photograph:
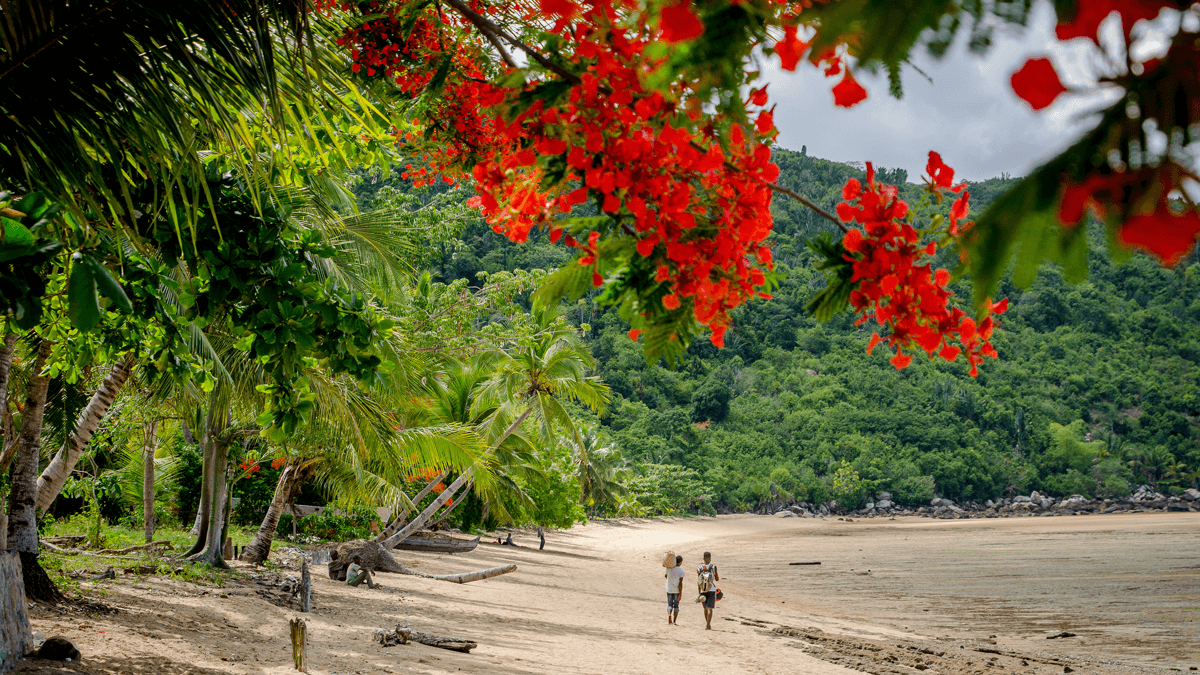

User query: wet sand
[17,511,1200,674]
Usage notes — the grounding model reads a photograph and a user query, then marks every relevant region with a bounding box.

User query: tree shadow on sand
[15,655,245,675]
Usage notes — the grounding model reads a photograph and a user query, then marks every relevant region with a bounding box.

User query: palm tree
[381,309,610,547]
[571,426,628,515]
[238,370,485,564]
[4,337,53,556]
[0,2,391,232]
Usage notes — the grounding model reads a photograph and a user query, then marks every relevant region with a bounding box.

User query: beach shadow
[14,655,235,675]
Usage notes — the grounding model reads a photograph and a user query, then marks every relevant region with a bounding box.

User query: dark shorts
[667,593,680,610]
[702,591,716,608]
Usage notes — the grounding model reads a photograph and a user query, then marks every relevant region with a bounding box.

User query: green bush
[277,505,380,543]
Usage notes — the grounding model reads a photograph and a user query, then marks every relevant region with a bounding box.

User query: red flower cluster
[839,154,1007,376]
[271,457,287,470]
[432,482,447,494]
[239,460,261,474]
[322,0,779,348]
[773,22,868,108]
[1059,165,1200,266]
[1010,2,1200,267]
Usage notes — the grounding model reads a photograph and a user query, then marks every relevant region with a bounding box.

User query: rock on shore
[742,485,1200,520]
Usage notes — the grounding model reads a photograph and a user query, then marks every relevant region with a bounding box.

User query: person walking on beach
[665,555,685,625]
[697,551,719,630]
[538,526,545,550]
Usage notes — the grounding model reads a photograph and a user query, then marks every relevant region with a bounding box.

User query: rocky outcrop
[745,485,1199,520]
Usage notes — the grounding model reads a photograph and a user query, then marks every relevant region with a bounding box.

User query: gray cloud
[762,3,1100,182]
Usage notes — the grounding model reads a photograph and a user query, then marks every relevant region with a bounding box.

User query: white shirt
[666,566,686,593]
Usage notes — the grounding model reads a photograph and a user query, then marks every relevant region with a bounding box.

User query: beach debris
[374,625,411,646]
[1046,631,1077,639]
[290,618,307,672]
[375,624,477,653]
[35,636,80,661]
[329,539,515,584]
[91,567,116,581]
[788,562,821,566]
[249,571,309,610]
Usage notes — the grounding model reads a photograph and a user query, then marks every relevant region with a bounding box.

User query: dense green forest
[354,146,1200,514]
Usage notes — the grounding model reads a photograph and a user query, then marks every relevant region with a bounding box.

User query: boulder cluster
[771,486,1200,520]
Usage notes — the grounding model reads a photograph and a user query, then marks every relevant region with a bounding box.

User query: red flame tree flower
[311,0,1198,369]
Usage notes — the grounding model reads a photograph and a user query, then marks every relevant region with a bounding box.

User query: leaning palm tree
[375,355,544,540]
[381,309,610,547]
[238,368,485,564]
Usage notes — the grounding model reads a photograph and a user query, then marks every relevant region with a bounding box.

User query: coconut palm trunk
[185,404,228,562]
[373,469,447,543]
[35,354,135,514]
[431,481,471,527]
[240,464,303,564]
[183,435,215,555]
[382,406,533,548]
[5,338,54,555]
[188,432,230,567]
[0,331,20,549]
[143,419,159,543]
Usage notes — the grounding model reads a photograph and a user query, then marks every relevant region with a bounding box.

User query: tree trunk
[186,405,228,564]
[188,432,229,567]
[143,419,158,543]
[183,421,216,556]
[0,332,19,471]
[35,354,135,515]
[240,465,300,564]
[382,468,472,549]
[431,480,472,527]
[19,550,65,605]
[6,338,54,555]
[381,406,533,549]
[431,564,516,584]
[0,331,18,548]
[374,470,447,543]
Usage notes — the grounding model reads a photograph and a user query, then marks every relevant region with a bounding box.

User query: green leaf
[68,253,101,332]
[532,260,594,310]
[1,217,35,247]
[83,256,133,313]
[427,54,453,95]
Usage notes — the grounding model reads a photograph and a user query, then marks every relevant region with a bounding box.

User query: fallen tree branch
[94,540,174,555]
[41,539,173,560]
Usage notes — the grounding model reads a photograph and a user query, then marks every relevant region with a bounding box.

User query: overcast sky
[762,2,1100,183]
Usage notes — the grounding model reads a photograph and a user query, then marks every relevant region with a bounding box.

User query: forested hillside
[357,146,1200,513]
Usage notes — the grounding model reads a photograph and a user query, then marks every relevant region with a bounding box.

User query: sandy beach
[16,512,1200,674]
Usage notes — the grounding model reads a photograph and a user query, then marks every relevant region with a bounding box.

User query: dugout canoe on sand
[394,531,480,554]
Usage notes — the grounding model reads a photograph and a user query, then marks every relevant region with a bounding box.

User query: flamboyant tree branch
[438,0,841,229]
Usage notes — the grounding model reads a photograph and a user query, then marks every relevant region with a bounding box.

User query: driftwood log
[375,624,476,653]
[328,540,515,584]
[431,565,516,584]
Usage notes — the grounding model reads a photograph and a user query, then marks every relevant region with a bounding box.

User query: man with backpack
[697,551,719,630]
[665,555,686,625]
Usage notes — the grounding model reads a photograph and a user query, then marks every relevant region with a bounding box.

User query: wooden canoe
[395,531,480,554]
